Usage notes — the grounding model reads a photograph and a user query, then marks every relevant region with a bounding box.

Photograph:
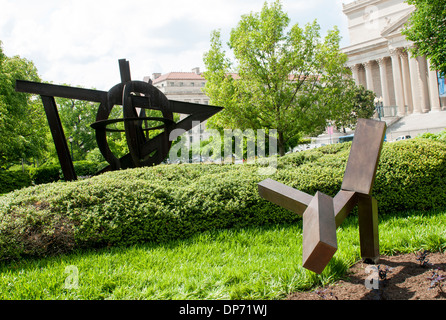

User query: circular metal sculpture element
[91,80,175,170]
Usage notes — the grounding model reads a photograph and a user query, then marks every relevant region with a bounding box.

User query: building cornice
[342,0,381,14]
[380,7,414,37]
[342,37,388,55]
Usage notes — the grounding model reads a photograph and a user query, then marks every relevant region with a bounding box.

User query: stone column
[363,61,375,92]
[418,57,430,113]
[350,64,360,85]
[399,50,414,114]
[377,57,390,107]
[408,51,423,114]
[390,48,406,116]
[427,59,441,112]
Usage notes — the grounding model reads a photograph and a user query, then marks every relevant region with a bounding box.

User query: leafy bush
[0,138,445,261]
[28,163,62,185]
[28,161,107,185]
[0,169,32,194]
[72,160,108,177]
[374,138,446,213]
[0,164,295,261]
[0,161,108,195]
[418,129,446,143]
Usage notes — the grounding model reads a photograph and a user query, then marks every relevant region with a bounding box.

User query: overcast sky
[0,0,353,91]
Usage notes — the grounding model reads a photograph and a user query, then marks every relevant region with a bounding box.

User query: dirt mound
[287,252,446,300]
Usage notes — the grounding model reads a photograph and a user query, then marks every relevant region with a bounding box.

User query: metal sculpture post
[15,59,222,180]
[258,119,386,274]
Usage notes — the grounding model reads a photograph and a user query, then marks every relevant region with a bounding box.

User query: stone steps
[385,110,446,140]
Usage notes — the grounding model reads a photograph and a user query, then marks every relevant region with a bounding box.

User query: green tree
[203,0,353,155]
[0,41,49,168]
[53,95,129,162]
[402,0,446,74]
[330,84,376,132]
[55,96,100,161]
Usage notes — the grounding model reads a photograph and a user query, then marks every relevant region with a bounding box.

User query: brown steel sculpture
[258,118,386,274]
[15,59,222,181]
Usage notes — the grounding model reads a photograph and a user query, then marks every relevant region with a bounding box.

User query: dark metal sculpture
[258,118,386,274]
[15,59,222,180]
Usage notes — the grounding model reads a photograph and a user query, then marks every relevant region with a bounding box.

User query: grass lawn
[0,209,445,300]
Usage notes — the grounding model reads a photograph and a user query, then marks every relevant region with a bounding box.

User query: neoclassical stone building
[342,0,444,117]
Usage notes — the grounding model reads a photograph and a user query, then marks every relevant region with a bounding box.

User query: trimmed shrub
[374,138,446,213]
[418,129,446,143]
[0,169,32,194]
[28,161,107,185]
[72,160,108,177]
[0,161,109,195]
[0,138,445,261]
[29,164,62,185]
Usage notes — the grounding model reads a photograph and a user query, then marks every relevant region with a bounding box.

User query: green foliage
[28,161,107,185]
[417,129,446,143]
[203,0,354,155]
[0,138,445,262]
[0,169,32,194]
[54,96,100,161]
[28,164,62,185]
[402,0,446,74]
[330,84,377,131]
[0,41,49,167]
[53,96,129,162]
[85,148,106,163]
[73,160,108,177]
[0,161,107,194]
[1,160,108,195]
[374,138,446,213]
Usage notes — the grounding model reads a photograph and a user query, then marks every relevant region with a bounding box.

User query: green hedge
[0,138,445,261]
[0,161,108,193]
[418,129,446,142]
[374,138,446,212]
[0,169,32,195]
[28,161,107,185]
[28,164,62,185]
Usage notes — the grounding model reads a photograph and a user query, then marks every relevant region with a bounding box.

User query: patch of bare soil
[287,251,446,300]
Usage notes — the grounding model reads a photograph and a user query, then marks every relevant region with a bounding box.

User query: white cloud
[0,0,350,90]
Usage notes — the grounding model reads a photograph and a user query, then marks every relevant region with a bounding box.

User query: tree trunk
[278,131,285,156]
